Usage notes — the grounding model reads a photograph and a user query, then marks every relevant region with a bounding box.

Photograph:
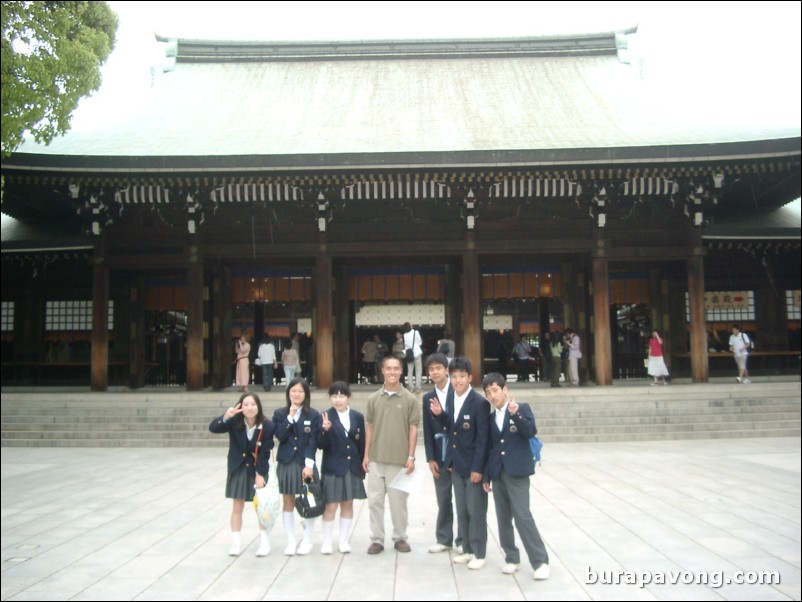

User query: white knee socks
[321,519,335,554]
[297,518,316,554]
[283,512,296,555]
[339,518,352,553]
[229,531,241,556]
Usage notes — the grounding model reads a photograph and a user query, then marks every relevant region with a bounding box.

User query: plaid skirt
[277,460,306,495]
[321,472,366,504]
[225,465,255,501]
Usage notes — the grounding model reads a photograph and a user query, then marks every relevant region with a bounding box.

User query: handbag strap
[252,423,264,465]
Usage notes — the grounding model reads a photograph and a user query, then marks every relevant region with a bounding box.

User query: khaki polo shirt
[366,387,421,465]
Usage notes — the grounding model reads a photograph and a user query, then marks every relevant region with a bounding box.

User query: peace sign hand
[321,410,332,432]
[507,394,519,416]
[224,403,243,421]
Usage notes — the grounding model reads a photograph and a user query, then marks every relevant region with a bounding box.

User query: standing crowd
[209,352,550,582]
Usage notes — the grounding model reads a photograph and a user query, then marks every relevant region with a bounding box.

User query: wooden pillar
[186,246,204,390]
[211,267,232,389]
[687,254,709,382]
[91,240,109,391]
[462,237,481,383]
[332,264,350,383]
[129,275,145,388]
[315,251,334,389]
[592,256,613,385]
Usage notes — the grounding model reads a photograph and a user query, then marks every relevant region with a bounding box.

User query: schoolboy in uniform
[422,352,462,554]
[482,372,550,580]
[431,356,489,570]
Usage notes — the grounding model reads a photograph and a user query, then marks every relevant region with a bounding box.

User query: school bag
[529,436,543,473]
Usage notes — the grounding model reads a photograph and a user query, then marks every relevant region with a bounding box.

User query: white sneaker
[533,564,550,580]
[339,541,352,554]
[742,378,751,384]
[428,543,450,553]
[255,541,270,557]
[228,543,241,557]
[453,545,464,555]
[453,552,474,564]
[296,540,313,555]
[502,563,518,574]
[467,557,486,570]
[320,541,333,555]
[735,376,742,383]
[284,543,297,556]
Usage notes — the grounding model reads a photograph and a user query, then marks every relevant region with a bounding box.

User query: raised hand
[224,403,243,420]
[508,394,519,416]
[321,410,332,432]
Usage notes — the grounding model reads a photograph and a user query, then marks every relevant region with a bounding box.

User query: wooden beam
[315,251,334,389]
[91,241,109,391]
[592,256,613,385]
[186,246,204,390]
[687,254,709,382]
[462,236,482,384]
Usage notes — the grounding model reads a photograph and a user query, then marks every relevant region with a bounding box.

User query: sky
[69,1,802,133]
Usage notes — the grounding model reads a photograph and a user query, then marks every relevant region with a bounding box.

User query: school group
[209,352,550,581]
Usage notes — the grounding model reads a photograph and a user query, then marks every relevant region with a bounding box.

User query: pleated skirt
[277,460,305,495]
[225,465,255,501]
[321,472,366,503]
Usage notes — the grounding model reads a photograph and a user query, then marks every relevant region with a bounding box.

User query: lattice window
[45,300,114,331]
[685,291,755,322]
[1,301,14,332]
[787,290,801,320]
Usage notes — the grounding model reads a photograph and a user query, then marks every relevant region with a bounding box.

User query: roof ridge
[157,31,636,62]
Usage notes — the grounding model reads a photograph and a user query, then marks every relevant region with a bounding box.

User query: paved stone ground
[1,437,799,601]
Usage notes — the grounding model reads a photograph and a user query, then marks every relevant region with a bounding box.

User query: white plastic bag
[253,462,280,532]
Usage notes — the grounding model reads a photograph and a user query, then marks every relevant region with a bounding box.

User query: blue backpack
[529,436,543,472]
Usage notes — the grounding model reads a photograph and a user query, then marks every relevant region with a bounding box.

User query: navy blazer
[272,407,321,466]
[436,388,490,478]
[209,415,275,479]
[422,384,453,467]
[317,408,366,478]
[484,402,537,482]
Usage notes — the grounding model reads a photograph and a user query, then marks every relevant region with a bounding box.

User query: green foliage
[1,1,118,155]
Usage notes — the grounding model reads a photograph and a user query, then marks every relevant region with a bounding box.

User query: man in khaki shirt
[362,355,421,554]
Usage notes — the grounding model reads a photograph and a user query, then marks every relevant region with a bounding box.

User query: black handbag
[404,348,414,362]
[294,477,325,519]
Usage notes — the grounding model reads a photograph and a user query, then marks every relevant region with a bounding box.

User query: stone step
[2,380,799,446]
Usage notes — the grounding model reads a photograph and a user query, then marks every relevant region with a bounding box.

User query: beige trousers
[367,461,409,544]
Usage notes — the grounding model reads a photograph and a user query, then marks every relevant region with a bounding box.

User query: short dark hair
[381,355,403,370]
[328,380,351,397]
[426,353,449,369]
[449,356,472,375]
[481,372,507,391]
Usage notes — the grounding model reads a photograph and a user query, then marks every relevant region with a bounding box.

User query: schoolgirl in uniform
[209,392,275,557]
[272,377,321,555]
[317,381,367,554]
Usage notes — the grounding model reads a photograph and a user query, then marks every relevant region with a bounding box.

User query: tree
[1,1,118,155]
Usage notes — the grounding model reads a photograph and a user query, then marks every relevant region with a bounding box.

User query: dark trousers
[551,357,562,387]
[492,468,549,568]
[452,473,488,559]
[433,467,461,548]
[261,364,274,391]
[516,358,529,382]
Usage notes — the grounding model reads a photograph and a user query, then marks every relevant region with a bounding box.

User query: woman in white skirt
[647,330,669,385]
